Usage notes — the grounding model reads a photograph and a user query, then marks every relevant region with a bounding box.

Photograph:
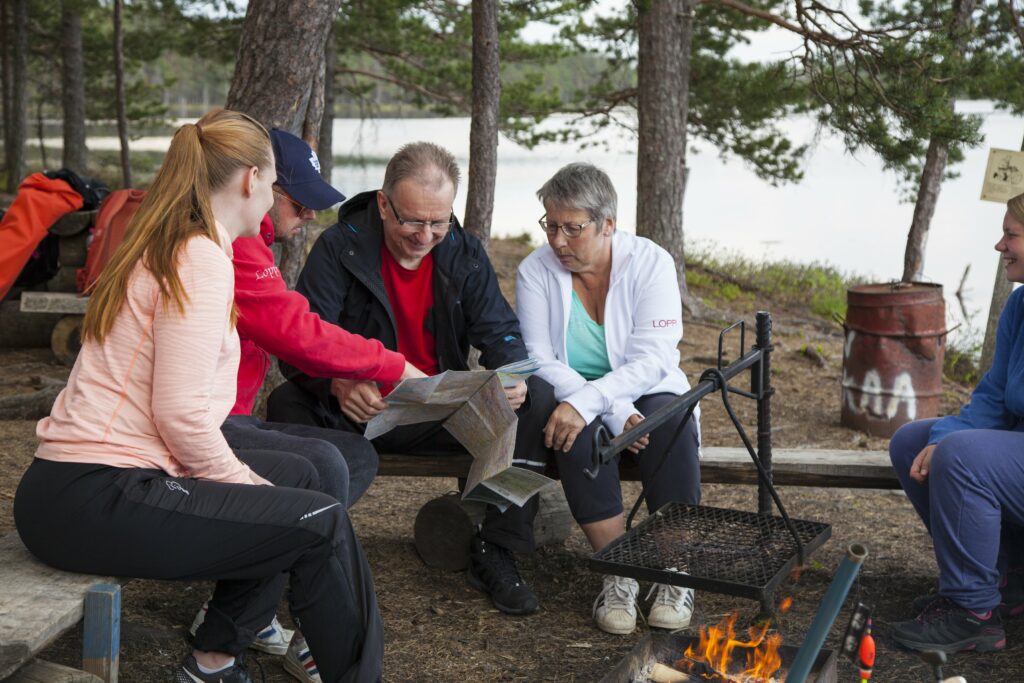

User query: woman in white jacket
[516,163,701,635]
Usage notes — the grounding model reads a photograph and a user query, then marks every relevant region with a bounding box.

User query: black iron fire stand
[587,311,831,614]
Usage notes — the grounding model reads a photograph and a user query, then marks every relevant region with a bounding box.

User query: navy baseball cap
[270,128,346,210]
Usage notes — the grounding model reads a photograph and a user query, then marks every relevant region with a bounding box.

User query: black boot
[467,534,539,615]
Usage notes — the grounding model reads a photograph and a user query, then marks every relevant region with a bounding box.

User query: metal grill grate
[590,502,831,604]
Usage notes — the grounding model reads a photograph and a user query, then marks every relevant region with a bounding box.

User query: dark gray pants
[267,376,557,554]
[222,414,379,509]
[554,393,701,524]
[15,454,383,683]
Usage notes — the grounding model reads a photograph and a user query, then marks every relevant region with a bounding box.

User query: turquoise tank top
[566,291,612,381]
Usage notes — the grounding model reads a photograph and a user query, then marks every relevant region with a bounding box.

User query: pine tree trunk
[226,0,341,289]
[113,0,131,188]
[226,0,341,134]
[1,0,12,179]
[317,27,335,183]
[637,0,698,314]
[901,137,947,282]
[463,0,500,247]
[61,1,88,174]
[900,0,975,283]
[4,0,27,192]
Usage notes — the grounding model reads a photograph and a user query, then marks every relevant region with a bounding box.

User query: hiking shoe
[284,637,322,683]
[646,583,695,630]
[890,597,1006,653]
[1000,571,1024,618]
[175,653,254,683]
[191,602,294,656]
[593,575,640,635]
[467,535,540,615]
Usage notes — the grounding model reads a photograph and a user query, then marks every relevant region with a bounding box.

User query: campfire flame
[674,613,783,682]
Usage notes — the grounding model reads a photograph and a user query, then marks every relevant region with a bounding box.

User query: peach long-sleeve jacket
[35,226,258,485]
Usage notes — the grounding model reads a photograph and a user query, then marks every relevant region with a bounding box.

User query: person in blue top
[889,191,1024,654]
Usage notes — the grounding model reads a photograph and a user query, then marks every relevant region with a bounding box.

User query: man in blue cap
[188,128,422,683]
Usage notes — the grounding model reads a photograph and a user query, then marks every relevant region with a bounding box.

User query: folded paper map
[364,359,552,510]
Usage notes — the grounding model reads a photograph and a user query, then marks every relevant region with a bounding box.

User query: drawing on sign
[981,148,1024,203]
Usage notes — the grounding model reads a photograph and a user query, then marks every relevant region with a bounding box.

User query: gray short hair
[536,163,617,222]
[382,142,461,195]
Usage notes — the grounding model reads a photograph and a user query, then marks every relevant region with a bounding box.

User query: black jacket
[282,189,528,408]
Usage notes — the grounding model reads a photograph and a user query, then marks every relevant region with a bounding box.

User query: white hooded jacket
[515,230,697,438]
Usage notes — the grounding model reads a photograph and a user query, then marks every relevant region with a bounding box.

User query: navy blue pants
[554,393,701,525]
[268,375,556,555]
[890,418,1024,612]
[222,414,379,509]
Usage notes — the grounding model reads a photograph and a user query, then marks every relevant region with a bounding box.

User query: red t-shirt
[380,247,440,386]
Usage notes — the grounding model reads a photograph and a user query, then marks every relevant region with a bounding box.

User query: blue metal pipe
[787,544,869,683]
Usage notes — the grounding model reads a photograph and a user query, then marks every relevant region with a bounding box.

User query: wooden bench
[380,448,897,570]
[0,535,120,683]
[378,447,898,489]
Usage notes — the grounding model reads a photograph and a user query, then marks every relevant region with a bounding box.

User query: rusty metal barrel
[840,283,946,437]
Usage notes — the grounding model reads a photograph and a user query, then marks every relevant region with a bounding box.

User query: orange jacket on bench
[0,173,84,301]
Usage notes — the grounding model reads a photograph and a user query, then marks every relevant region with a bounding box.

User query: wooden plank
[6,659,103,683]
[0,536,115,680]
[19,292,88,315]
[376,448,899,489]
[81,585,119,683]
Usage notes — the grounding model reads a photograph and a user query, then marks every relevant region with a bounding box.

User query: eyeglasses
[538,215,595,239]
[273,189,312,216]
[384,193,454,235]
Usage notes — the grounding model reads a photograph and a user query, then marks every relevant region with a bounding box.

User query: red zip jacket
[231,215,406,415]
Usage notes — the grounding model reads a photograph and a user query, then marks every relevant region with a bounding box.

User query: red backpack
[76,189,146,293]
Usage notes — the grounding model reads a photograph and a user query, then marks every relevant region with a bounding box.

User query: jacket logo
[652,319,678,328]
[255,266,281,281]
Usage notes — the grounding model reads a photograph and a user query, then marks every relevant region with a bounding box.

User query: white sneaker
[646,583,695,630]
[284,636,322,683]
[593,575,640,635]
[190,602,295,656]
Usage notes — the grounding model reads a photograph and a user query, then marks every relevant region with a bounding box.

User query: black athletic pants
[14,452,383,683]
[268,375,557,554]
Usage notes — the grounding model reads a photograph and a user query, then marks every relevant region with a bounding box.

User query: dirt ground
[0,238,1019,682]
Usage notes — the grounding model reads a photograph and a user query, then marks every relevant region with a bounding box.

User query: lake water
[82,107,1024,341]
[329,110,1022,343]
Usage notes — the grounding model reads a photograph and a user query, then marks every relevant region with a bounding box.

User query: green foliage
[333,0,571,134]
[685,242,860,321]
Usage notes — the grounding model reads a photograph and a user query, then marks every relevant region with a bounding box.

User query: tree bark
[463,0,501,247]
[227,0,341,289]
[317,26,335,183]
[900,0,975,282]
[637,0,698,314]
[1,0,11,179]
[61,1,88,173]
[226,0,341,134]
[901,138,947,281]
[4,0,27,192]
[634,0,700,315]
[113,0,132,188]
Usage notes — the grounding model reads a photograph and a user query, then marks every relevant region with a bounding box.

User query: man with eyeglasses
[267,141,557,619]
[191,129,424,680]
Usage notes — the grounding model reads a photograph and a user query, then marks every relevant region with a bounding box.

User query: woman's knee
[889,419,934,470]
[930,432,977,481]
